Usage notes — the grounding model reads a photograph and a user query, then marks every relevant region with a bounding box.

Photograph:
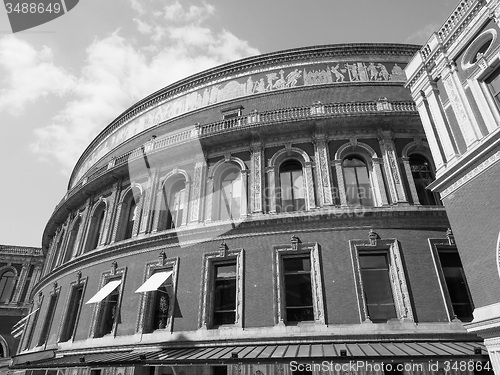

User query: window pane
[359,254,397,322]
[280,161,305,212]
[213,263,237,325]
[438,250,474,321]
[283,257,314,322]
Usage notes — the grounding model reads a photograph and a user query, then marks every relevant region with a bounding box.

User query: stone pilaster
[266,166,277,213]
[204,176,214,223]
[140,169,159,234]
[372,158,389,206]
[441,63,480,147]
[313,134,334,207]
[190,159,207,223]
[240,169,249,217]
[250,143,264,213]
[10,263,30,304]
[304,161,317,210]
[181,181,192,226]
[378,131,408,204]
[334,160,348,207]
[401,157,421,205]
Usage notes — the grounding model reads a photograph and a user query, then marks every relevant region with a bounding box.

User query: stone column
[140,169,159,234]
[334,160,348,207]
[401,157,421,205]
[24,265,42,304]
[250,143,264,213]
[378,132,408,204]
[372,158,389,206]
[266,166,277,213]
[313,134,334,207]
[11,263,30,304]
[204,176,214,223]
[240,169,249,217]
[441,62,482,146]
[101,181,120,244]
[181,181,192,226]
[304,161,317,210]
[190,159,207,223]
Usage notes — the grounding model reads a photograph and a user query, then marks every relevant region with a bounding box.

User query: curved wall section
[13,44,490,374]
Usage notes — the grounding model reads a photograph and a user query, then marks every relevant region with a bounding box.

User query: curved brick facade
[11,44,490,375]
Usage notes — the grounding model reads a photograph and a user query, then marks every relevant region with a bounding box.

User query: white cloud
[29,0,260,172]
[0,36,76,116]
[405,23,439,44]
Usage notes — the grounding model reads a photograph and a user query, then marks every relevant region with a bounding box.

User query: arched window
[165,180,186,230]
[342,156,374,207]
[409,154,440,205]
[279,160,305,212]
[50,230,65,270]
[0,270,15,303]
[124,199,138,240]
[63,217,81,263]
[218,168,241,220]
[85,203,106,252]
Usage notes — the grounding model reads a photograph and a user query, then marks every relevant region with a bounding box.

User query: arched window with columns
[63,215,81,263]
[206,157,248,222]
[409,154,440,206]
[116,186,142,241]
[401,140,441,206]
[217,166,242,220]
[342,155,374,207]
[0,268,16,304]
[334,141,388,207]
[156,172,190,231]
[279,160,306,212]
[267,147,316,213]
[84,201,107,252]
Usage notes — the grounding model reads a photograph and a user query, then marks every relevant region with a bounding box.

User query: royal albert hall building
[9,44,493,375]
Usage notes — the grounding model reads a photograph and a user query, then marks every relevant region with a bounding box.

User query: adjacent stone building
[405,0,500,373]
[9,44,491,375]
[0,245,44,373]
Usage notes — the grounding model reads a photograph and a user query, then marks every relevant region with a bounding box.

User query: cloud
[0,36,76,116]
[30,0,260,173]
[405,23,439,44]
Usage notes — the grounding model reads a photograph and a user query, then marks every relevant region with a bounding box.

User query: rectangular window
[22,308,40,350]
[485,66,500,107]
[212,366,228,375]
[213,263,237,326]
[437,249,474,322]
[283,256,314,322]
[96,286,119,337]
[37,294,58,346]
[60,285,84,342]
[359,253,397,323]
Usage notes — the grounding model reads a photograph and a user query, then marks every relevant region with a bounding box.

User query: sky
[0,0,459,247]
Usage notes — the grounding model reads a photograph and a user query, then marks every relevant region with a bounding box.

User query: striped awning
[12,341,489,368]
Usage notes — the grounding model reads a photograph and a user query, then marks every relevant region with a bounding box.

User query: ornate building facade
[9,44,491,375]
[405,0,500,373]
[0,245,44,373]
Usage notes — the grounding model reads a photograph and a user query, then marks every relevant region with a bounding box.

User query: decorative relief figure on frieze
[266,72,278,91]
[273,69,287,89]
[331,64,345,82]
[303,67,333,85]
[285,69,302,87]
[391,63,406,80]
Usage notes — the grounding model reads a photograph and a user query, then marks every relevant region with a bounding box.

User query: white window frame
[350,236,414,323]
[272,236,325,325]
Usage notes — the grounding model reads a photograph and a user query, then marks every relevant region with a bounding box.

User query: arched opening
[124,198,139,240]
[342,155,374,207]
[85,203,106,252]
[217,168,242,220]
[165,179,186,230]
[409,154,440,205]
[63,217,81,263]
[279,160,305,212]
[0,270,15,304]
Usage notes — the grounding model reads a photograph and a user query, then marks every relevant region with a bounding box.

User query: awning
[11,308,39,338]
[135,271,173,293]
[85,280,121,304]
[12,341,489,368]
